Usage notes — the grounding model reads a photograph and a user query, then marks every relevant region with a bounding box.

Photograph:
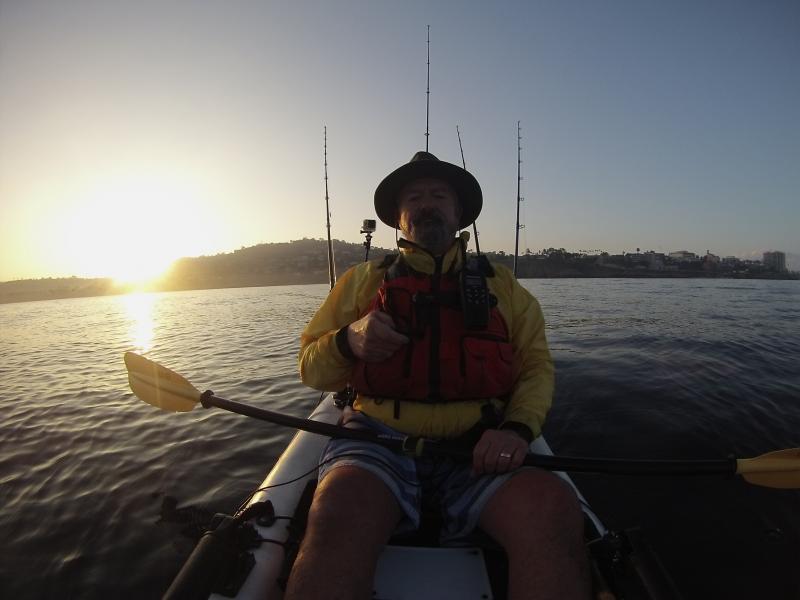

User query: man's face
[397,178,461,255]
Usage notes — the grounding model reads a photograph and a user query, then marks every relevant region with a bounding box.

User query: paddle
[124,351,800,489]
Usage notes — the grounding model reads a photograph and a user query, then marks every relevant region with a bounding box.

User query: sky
[1,0,798,282]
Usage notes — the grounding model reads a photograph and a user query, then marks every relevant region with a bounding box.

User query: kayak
[162,393,683,600]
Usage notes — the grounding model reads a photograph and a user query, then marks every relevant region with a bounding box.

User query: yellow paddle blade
[124,351,202,412]
[736,448,800,489]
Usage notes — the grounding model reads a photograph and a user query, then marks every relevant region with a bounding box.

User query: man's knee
[529,470,583,521]
[286,466,401,600]
[305,465,402,548]
[520,470,583,533]
[481,469,584,548]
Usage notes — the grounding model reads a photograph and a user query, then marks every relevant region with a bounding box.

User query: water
[1,279,798,599]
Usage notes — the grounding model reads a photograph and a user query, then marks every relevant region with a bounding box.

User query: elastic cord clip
[402,436,425,457]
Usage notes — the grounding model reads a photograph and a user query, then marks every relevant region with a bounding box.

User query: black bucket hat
[374,151,483,229]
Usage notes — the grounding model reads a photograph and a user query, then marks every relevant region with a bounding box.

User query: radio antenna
[456,125,481,255]
[425,25,430,151]
[513,121,525,277]
[323,126,336,290]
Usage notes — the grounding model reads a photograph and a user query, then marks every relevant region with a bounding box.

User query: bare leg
[479,469,591,600]
[283,465,403,600]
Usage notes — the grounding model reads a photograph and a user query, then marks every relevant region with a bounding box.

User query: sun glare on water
[121,291,156,352]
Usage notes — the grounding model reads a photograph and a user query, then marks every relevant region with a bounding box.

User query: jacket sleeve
[495,266,555,439]
[298,262,382,391]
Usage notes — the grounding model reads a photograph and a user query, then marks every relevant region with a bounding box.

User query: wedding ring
[499,452,512,459]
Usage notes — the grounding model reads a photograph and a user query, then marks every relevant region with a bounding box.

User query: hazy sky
[1,1,798,281]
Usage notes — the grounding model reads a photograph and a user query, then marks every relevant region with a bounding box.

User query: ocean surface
[1,278,798,599]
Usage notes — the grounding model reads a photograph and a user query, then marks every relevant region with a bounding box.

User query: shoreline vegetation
[2,239,797,305]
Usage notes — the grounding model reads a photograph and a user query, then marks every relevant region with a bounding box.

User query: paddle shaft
[524,453,736,476]
[202,391,412,453]
[201,391,738,477]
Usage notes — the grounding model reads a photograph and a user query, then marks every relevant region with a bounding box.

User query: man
[287,152,590,600]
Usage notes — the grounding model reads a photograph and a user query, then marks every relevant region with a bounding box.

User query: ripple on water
[1,280,799,598]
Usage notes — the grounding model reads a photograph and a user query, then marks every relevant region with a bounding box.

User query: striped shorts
[318,408,516,545]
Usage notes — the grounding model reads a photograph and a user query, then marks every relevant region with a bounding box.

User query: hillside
[160,238,391,291]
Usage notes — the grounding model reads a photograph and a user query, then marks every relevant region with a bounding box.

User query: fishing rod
[513,121,524,277]
[323,126,336,290]
[456,125,481,255]
[425,25,430,151]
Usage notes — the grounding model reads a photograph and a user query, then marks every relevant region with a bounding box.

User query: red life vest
[350,255,513,402]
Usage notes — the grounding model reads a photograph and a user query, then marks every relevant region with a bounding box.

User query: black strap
[500,421,534,444]
[335,326,356,361]
[378,253,398,269]
[441,403,502,452]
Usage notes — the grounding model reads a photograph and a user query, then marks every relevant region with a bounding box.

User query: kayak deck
[376,546,493,599]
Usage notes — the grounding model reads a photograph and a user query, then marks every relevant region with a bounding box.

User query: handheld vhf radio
[460,256,490,330]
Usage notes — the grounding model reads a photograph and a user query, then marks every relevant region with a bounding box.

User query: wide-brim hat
[374,151,482,229]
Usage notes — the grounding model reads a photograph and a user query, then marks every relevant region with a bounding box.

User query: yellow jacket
[299,236,554,440]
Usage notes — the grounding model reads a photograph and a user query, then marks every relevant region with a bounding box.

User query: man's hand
[346,311,409,362]
[472,429,529,475]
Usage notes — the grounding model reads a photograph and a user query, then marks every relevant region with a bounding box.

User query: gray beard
[410,222,452,255]
[404,207,457,255]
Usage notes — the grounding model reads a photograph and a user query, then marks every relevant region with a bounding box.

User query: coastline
[3,239,796,305]
[2,270,797,306]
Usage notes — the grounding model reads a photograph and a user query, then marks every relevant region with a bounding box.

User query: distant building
[639,251,665,270]
[722,256,740,267]
[599,254,626,268]
[763,251,786,272]
[669,250,698,262]
[625,251,647,263]
[702,252,720,271]
[620,250,666,270]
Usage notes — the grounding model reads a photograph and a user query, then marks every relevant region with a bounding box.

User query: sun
[55,171,220,286]
[111,254,175,287]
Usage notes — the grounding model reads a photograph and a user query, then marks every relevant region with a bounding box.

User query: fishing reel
[162,502,275,599]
